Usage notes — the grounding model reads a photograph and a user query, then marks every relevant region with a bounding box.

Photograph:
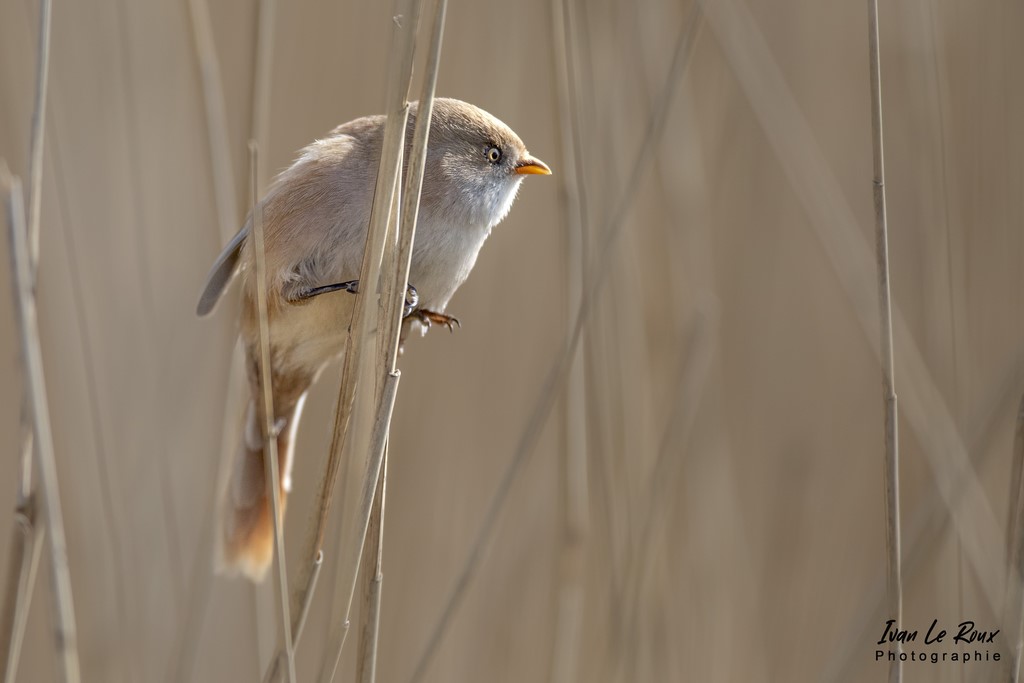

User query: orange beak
[514,155,552,175]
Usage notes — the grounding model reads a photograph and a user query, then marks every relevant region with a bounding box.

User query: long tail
[221,386,308,581]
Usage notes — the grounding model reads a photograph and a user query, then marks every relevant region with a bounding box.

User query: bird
[196,98,551,581]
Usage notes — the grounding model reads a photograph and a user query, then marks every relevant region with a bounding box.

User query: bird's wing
[196,224,247,316]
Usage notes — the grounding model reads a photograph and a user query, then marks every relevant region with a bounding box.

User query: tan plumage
[199,98,551,580]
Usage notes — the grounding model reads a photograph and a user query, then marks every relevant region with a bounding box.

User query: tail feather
[221,392,306,581]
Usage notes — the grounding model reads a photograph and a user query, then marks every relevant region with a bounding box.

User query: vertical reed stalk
[249,143,297,683]
[282,4,415,639]
[867,2,903,681]
[1004,394,1024,682]
[351,3,447,677]
[316,0,449,676]
[355,449,388,683]
[4,173,81,683]
[315,373,400,683]
[2,2,58,679]
[250,0,277,188]
[820,371,1020,683]
[167,3,248,680]
[352,159,404,683]
[1,7,51,678]
[186,0,241,242]
[262,2,449,679]
[382,0,447,372]
[0,506,43,683]
[547,0,590,679]
[26,0,52,274]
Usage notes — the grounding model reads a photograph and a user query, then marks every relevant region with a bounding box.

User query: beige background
[1,0,1022,681]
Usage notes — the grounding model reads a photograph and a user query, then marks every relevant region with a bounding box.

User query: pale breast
[407,213,492,312]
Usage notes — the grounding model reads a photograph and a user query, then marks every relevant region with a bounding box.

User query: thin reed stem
[382,0,448,372]
[169,3,249,679]
[187,0,241,241]
[547,0,590,679]
[250,0,277,188]
[4,173,81,683]
[819,366,1023,683]
[281,7,418,650]
[702,0,1004,607]
[323,163,407,683]
[316,372,401,683]
[26,0,51,274]
[317,0,448,678]
[867,3,903,681]
[356,449,388,683]
[259,3,447,681]
[2,3,53,676]
[291,550,322,645]
[0,498,43,683]
[249,142,297,683]
[1004,394,1024,682]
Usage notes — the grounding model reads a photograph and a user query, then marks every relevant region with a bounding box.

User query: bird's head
[416,98,551,229]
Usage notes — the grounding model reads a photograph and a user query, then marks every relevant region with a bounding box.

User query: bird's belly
[267,291,354,374]
[408,223,490,312]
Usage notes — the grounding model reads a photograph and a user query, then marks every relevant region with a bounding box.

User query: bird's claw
[412,309,461,332]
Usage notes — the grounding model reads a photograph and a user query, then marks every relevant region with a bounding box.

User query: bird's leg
[290,279,360,302]
[291,280,420,320]
[411,309,461,332]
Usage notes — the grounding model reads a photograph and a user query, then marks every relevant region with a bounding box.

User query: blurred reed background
[1,0,1023,681]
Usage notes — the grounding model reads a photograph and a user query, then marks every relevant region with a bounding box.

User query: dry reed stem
[567,0,623,609]
[350,3,448,678]
[250,0,277,189]
[317,0,450,667]
[291,550,322,645]
[186,0,241,241]
[702,0,1005,607]
[1,3,52,676]
[46,127,142,681]
[1012,395,1024,576]
[819,364,1022,683]
[316,372,400,683]
[166,1,250,679]
[26,0,51,274]
[382,0,447,373]
[16,0,55,541]
[249,142,297,683]
[0,486,43,683]
[169,2,249,679]
[1004,394,1024,682]
[408,8,702,680]
[4,174,80,683]
[547,0,590,679]
[280,3,419,646]
[261,3,446,680]
[356,450,387,683]
[867,3,903,681]
[353,166,404,683]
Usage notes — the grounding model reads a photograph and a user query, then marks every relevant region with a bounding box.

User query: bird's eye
[486,146,502,163]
